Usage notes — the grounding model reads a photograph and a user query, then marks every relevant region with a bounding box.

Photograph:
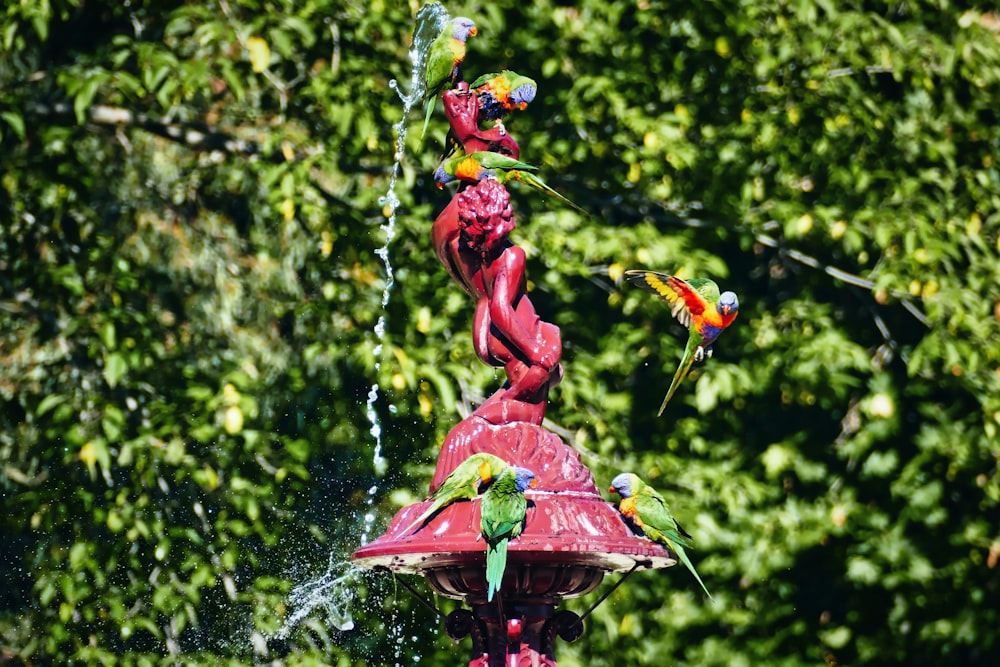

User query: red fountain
[353,45,675,667]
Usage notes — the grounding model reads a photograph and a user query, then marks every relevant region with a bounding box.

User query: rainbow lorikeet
[439,69,538,158]
[434,150,587,215]
[609,473,712,599]
[470,70,537,122]
[481,465,536,602]
[625,270,739,414]
[421,16,478,139]
[402,453,508,535]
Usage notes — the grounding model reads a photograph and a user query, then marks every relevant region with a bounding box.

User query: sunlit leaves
[2,0,1000,665]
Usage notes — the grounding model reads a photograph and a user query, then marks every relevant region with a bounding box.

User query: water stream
[362,1,448,543]
[276,558,360,638]
[274,4,450,644]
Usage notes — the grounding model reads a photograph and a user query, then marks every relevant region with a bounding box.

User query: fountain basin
[352,418,676,605]
[353,491,675,600]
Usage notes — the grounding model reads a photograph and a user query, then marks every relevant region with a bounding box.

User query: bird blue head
[717,291,739,317]
[512,467,537,492]
[509,82,537,108]
[433,164,453,188]
[451,17,477,41]
[609,473,634,498]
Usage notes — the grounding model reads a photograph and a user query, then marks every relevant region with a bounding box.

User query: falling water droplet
[287,9,453,649]
[274,559,361,638]
[365,3,450,492]
[362,6,451,565]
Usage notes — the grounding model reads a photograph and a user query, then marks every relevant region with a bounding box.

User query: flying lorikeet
[421,16,478,139]
[481,465,536,602]
[435,150,587,215]
[609,472,712,599]
[470,70,537,122]
[625,269,739,415]
[401,453,508,535]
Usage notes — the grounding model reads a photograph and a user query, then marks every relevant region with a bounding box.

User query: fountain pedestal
[353,418,675,666]
[353,32,676,665]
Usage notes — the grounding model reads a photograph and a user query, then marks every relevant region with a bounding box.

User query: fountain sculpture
[353,14,676,666]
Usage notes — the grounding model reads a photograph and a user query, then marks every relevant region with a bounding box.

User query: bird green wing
[481,473,528,542]
[480,467,530,601]
[470,151,539,173]
[423,34,457,95]
[625,270,712,327]
[469,70,500,89]
[633,490,691,548]
[634,487,711,598]
[420,33,456,139]
[686,278,722,306]
[403,453,507,534]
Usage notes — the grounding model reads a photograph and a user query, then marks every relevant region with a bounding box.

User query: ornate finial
[456,179,516,257]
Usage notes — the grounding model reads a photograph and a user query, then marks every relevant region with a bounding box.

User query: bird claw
[694,345,713,364]
[495,119,506,136]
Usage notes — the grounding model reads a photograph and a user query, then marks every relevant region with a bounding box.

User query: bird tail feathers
[673,543,712,600]
[400,502,437,536]
[486,539,508,602]
[421,97,436,141]
[520,173,588,216]
[658,364,687,415]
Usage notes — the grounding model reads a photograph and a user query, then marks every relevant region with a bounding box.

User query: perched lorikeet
[435,150,587,215]
[439,69,538,159]
[421,16,478,139]
[469,70,537,121]
[481,466,536,602]
[609,472,712,599]
[402,453,508,535]
[625,270,739,414]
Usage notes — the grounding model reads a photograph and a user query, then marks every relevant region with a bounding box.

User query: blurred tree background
[2,0,999,665]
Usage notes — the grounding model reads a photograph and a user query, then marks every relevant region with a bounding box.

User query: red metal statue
[433,177,562,427]
[353,41,675,667]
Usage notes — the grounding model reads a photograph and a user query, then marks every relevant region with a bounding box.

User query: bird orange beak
[608,485,618,494]
[469,27,478,37]
[530,478,539,489]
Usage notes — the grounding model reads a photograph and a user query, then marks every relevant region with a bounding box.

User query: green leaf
[101,322,117,350]
[103,352,128,388]
[1,111,25,140]
[861,450,899,478]
[37,394,67,417]
[102,404,126,443]
[820,626,852,649]
[3,21,18,51]
[761,443,795,479]
[73,75,102,125]
[31,14,49,42]
[846,556,881,585]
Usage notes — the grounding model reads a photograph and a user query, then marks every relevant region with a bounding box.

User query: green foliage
[2,0,999,665]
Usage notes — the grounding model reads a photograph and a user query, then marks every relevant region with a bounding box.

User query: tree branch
[28,101,262,155]
[753,231,930,328]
